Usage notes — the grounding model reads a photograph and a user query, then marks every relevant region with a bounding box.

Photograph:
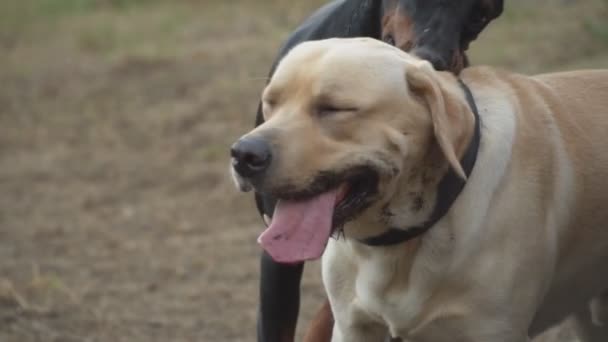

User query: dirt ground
[1,1,607,341]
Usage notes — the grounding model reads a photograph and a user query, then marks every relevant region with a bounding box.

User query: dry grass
[0,0,606,341]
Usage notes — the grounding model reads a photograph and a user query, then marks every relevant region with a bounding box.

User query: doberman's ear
[462,0,504,44]
[406,61,473,180]
[484,0,504,20]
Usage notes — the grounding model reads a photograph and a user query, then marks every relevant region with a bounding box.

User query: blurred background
[0,0,607,341]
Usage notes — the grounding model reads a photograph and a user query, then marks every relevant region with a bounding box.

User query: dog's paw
[590,292,608,326]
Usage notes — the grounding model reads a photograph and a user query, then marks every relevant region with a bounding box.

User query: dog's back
[462,67,608,335]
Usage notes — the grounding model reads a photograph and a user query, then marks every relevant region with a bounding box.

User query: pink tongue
[258,189,338,263]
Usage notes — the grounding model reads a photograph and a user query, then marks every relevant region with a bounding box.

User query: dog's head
[232,38,475,262]
[382,0,503,72]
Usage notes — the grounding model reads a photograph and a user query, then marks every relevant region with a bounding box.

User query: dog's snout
[230,137,272,178]
[412,47,448,71]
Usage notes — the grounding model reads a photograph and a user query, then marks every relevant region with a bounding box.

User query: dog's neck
[384,153,449,230]
[346,80,481,246]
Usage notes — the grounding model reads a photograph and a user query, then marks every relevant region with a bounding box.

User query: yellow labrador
[230,38,608,341]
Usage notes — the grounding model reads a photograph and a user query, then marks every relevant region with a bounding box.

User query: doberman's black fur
[253,1,503,341]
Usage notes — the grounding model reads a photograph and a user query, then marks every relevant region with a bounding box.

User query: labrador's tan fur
[241,38,608,341]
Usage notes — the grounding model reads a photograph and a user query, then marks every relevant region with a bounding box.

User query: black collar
[359,79,481,246]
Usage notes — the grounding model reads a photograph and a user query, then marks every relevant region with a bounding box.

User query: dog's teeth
[263,214,271,225]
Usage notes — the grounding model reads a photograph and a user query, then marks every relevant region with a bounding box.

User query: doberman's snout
[412,47,448,71]
[230,136,272,178]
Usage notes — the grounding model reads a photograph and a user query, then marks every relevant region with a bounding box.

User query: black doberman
[253,1,503,341]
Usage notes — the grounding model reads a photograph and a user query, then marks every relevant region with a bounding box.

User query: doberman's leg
[257,251,304,342]
[571,290,608,342]
[303,300,334,342]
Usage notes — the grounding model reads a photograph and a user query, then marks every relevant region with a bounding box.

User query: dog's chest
[355,257,394,312]
[351,249,427,336]
[327,235,451,339]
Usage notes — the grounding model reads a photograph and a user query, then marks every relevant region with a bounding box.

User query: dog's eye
[317,105,341,116]
[316,104,356,117]
[383,34,396,46]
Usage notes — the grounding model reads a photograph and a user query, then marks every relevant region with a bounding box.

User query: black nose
[412,47,448,71]
[230,137,272,178]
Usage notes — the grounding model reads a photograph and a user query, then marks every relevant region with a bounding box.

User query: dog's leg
[331,322,387,342]
[257,251,303,342]
[590,290,608,326]
[303,300,333,342]
[571,291,608,342]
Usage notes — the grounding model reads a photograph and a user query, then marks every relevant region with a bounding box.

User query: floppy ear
[406,61,473,179]
[485,0,504,20]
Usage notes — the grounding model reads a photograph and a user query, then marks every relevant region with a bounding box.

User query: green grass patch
[586,21,608,44]
[0,0,162,43]
[1,0,159,20]
[585,1,608,46]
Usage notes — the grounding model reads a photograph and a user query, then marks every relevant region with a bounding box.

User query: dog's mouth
[257,167,379,264]
[332,169,379,228]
